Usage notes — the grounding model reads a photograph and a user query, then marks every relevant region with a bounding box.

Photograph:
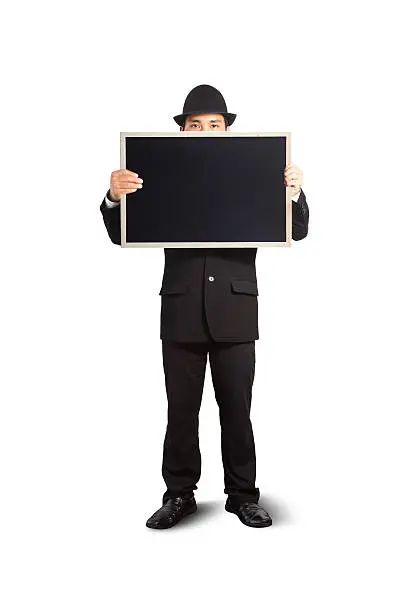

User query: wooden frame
[120,131,292,248]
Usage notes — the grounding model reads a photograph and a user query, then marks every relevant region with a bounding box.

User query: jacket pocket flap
[230,279,259,295]
[159,281,188,295]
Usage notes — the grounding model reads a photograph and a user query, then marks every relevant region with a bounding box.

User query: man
[100,84,309,529]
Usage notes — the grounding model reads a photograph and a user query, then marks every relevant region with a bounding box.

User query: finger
[123,188,141,194]
[118,180,143,188]
[117,169,139,178]
[125,170,141,178]
[114,180,143,190]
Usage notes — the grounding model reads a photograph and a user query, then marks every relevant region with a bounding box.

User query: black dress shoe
[146,495,197,529]
[225,499,272,528]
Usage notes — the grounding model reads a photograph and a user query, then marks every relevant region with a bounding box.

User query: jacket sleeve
[100,189,121,245]
[292,188,309,241]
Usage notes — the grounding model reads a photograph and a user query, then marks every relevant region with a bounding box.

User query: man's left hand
[284,164,303,198]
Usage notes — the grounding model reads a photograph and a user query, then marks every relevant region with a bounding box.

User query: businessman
[100,84,309,529]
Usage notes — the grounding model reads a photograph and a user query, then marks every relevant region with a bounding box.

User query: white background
[1,1,407,610]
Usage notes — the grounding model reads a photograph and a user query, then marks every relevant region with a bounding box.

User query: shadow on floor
[257,493,293,526]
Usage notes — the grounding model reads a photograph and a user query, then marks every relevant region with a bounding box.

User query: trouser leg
[208,341,260,507]
[161,340,208,504]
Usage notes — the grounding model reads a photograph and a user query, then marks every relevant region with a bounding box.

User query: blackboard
[120,132,291,247]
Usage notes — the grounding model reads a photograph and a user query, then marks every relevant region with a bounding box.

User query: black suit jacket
[100,189,309,342]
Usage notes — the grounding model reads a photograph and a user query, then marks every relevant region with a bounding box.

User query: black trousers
[161,339,260,507]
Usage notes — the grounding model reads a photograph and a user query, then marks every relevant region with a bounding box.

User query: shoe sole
[225,505,272,527]
[146,503,197,529]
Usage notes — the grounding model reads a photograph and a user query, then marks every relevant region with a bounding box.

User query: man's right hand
[109,169,144,202]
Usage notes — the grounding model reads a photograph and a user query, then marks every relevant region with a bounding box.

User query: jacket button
[208,276,215,282]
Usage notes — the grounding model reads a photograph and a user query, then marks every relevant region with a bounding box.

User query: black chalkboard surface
[120,132,291,247]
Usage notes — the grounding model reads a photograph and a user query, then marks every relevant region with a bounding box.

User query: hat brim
[173,112,237,127]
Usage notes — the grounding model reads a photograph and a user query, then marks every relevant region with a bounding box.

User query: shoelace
[241,502,259,510]
[241,502,266,517]
[164,497,186,514]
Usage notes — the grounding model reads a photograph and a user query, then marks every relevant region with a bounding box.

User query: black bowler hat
[173,84,237,127]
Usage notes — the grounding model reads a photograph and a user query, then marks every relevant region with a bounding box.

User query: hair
[181,114,228,130]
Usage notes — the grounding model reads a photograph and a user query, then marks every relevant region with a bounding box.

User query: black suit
[100,188,309,506]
